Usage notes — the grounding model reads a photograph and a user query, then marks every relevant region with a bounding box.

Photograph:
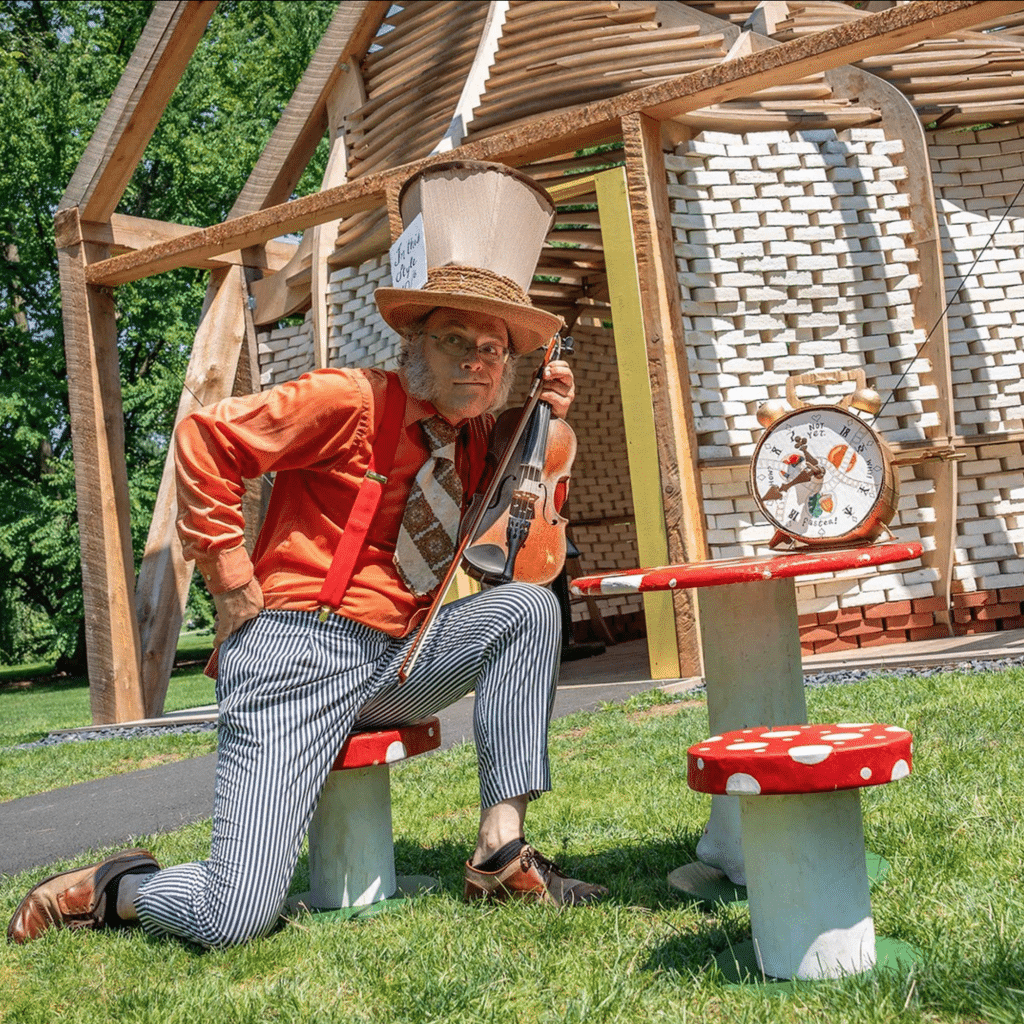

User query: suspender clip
[365,470,387,485]
[318,605,331,623]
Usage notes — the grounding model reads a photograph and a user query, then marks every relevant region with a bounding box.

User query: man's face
[416,308,511,422]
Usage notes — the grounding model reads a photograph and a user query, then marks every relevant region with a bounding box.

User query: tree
[0,0,336,669]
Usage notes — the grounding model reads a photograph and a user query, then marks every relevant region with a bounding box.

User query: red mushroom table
[569,542,923,898]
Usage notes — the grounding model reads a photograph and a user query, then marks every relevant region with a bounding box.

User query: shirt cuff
[194,546,255,596]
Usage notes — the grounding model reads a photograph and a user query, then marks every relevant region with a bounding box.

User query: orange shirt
[174,368,492,637]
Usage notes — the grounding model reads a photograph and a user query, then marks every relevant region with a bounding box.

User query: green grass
[0,631,217,801]
[1,667,1022,1022]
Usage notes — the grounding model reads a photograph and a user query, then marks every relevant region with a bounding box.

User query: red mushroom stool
[297,718,441,911]
[688,722,912,980]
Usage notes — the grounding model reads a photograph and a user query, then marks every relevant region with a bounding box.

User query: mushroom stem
[696,578,807,885]
[741,790,876,980]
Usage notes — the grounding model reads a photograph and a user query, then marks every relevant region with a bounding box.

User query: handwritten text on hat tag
[390,213,427,291]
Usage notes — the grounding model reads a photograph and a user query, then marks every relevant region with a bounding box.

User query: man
[8,161,606,948]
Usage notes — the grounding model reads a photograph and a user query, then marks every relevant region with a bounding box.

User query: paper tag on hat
[389,213,427,291]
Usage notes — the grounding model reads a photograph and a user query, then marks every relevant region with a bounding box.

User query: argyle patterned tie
[394,415,464,597]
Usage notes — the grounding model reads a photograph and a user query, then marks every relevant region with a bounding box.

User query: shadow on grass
[282,834,713,913]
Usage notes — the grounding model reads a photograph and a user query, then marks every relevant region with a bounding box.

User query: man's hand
[213,577,265,647]
[540,360,575,419]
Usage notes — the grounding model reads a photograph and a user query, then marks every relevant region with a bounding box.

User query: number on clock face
[751,406,889,542]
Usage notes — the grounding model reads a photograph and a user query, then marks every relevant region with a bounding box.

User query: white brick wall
[671,127,931,463]
[258,312,315,389]
[930,124,1024,596]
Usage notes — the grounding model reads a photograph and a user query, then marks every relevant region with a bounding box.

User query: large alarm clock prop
[750,369,899,550]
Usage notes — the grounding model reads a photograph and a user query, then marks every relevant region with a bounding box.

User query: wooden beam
[88,175,390,286]
[434,0,510,153]
[621,111,708,677]
[84,1,1023,289]
[130,5,390,716]
[831,64,958,633]
[61,1,217,222]
[249,233,314,325]
[75,213,296,272]
[596,165,680,681]
[229,1,391,217]
[312,63,367,366]
[135,266,248,717]
[55,208,144,723]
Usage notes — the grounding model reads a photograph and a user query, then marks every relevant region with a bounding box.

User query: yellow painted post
[595,166,681,679]
[446,567,481,603]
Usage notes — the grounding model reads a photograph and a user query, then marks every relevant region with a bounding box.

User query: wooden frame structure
[58,1,1024,722]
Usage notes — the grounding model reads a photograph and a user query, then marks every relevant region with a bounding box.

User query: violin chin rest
[463,543,509,579]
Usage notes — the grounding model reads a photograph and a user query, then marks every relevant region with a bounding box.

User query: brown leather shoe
[7,848,160,944]
[463,844,607,906]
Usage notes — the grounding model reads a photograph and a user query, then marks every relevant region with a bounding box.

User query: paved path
[0,653,665,875]
[3,631,1021,876]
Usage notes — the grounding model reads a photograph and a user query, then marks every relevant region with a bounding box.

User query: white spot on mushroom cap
[821,731,868,742]
[727,741,769,751]
[761,729,802,738]
[788,744,834,765]
[891,759,910,781]
[860,766,872,780]
[726,772,761,795]
[697,757,705,769]
[385,740,407,763]
[838,723,872,729]
[668,578,678,587]
[885,726,910,734]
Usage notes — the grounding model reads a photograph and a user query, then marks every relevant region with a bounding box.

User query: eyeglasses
[427,333,510,367]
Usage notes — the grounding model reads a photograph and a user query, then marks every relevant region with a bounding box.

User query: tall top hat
[374,160,563,354]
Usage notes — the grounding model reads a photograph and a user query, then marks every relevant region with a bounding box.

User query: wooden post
[61,1,217,221]
[135,266,248,716]
[55,209,144,723]
[313,63,368,368]
[132,4,390,716]
[830,65,958,631]
[622,111,709,676]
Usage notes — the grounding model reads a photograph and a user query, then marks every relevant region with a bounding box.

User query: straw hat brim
[375,287,563,354]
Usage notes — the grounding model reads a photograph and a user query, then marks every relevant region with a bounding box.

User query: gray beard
[399,335,516,414]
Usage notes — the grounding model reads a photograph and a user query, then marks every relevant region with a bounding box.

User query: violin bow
[397,332,566,683]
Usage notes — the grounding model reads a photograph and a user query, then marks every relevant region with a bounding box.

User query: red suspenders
[316,372,406,614]
[315,371,489,616]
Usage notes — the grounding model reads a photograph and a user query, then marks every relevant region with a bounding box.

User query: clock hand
[761,467,814,501]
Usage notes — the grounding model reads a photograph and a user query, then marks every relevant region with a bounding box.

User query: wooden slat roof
[686,0,1024,126]
[327,0,886,277]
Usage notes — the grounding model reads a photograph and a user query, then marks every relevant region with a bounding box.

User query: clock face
[751,406,896,544]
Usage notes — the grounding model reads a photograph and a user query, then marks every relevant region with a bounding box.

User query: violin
[463,341,576,586]
[397,333,575,682]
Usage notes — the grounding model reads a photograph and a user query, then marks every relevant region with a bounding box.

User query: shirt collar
[402,390,437,428]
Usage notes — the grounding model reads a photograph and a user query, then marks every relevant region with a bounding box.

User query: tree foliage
[0,0,337,668]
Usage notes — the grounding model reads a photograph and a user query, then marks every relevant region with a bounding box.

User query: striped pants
[135,582,560,947]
